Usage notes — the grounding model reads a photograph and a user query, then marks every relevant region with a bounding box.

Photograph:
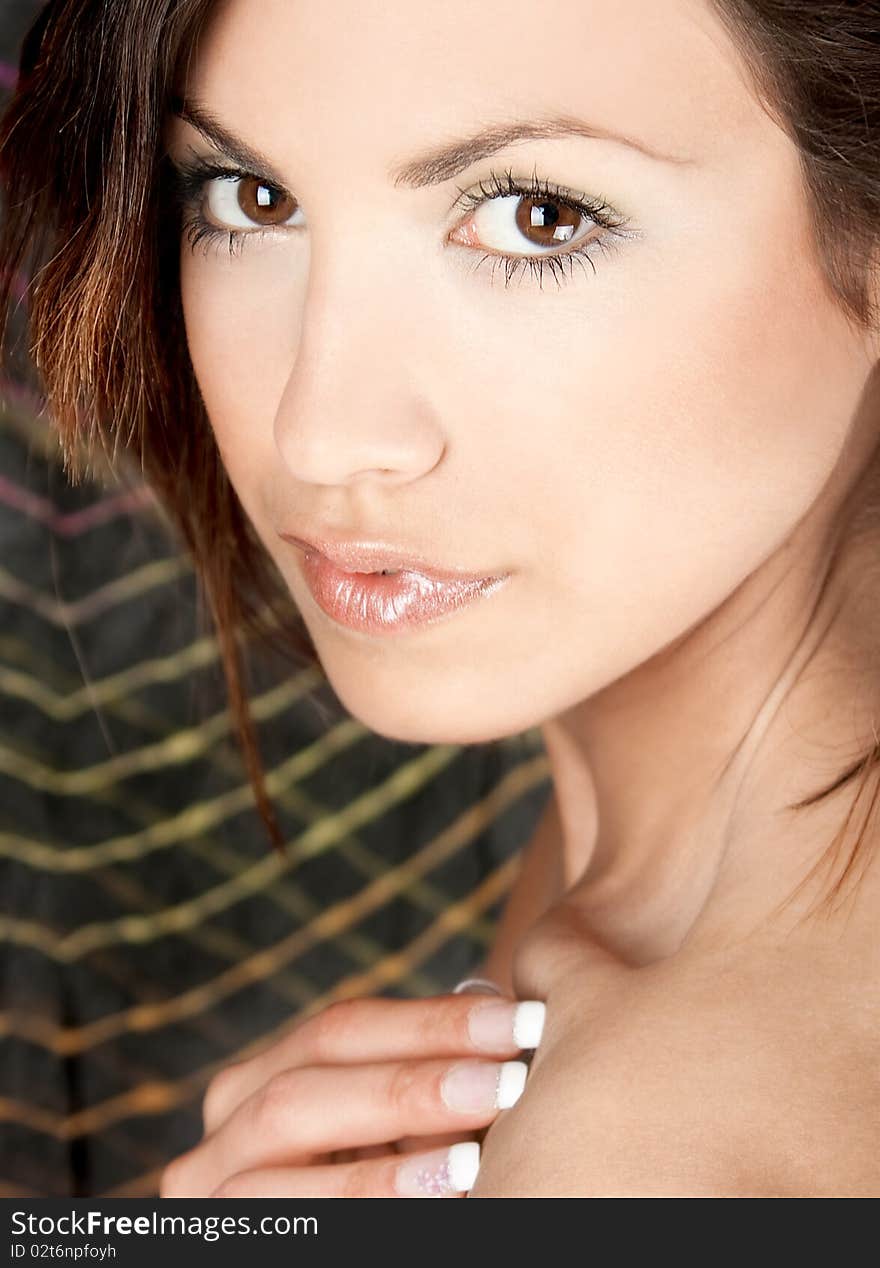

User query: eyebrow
[390,116,696,186]
[169,95,695,191]
[170,96,290,186]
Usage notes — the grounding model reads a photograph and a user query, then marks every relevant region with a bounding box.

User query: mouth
[277,531,497,583]
[279,533,511,636]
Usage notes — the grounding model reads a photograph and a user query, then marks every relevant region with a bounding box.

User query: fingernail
[394,1141,481,1197]
[452,977,503,996]
[441,1059,528,1113]
[468,999,546,1052]
[514,1000,546,1049]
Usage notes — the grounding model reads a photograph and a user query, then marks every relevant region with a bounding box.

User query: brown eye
[204,175,304,231]
[514,196,583,249]
[236,176,299,226]
[450,190,596,258]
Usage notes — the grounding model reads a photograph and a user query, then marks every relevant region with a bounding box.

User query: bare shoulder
[469,975,757,1196]
[469,942,880,1197]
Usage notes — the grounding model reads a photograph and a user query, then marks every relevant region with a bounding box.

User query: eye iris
[239,177,298,226]
[515,197,581,248]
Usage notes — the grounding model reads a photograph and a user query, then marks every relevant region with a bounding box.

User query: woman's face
[167,0,878,744]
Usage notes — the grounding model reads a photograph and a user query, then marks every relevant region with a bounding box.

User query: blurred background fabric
[0,2,552,1197]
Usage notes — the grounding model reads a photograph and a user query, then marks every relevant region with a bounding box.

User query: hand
[159,992,545,1198]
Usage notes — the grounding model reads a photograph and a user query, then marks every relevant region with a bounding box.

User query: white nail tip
[513,1000,546,1049]
[452,977,503,996]
[447,1140,481,1191]
[496,1060,528,1109]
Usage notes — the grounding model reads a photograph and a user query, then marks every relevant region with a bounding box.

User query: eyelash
[451,168,635,288]
[168,155,636,289]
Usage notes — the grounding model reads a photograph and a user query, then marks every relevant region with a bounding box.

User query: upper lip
[278,529,503,580]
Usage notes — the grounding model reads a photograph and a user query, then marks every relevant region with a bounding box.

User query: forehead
[186,0,770,172]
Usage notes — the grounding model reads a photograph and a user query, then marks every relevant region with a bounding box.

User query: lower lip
[298,550,509,636]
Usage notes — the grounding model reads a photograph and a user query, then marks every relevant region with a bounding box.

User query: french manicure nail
[394,1141,481,1197]
[441,1059,529,1113]
[468,999,546,1052]
[513,1000,546,1049]
[452,977,503,996]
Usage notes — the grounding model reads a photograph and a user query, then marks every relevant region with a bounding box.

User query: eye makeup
[166,151,638,289]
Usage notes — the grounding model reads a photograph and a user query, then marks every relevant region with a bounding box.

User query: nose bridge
[272,235,444,488]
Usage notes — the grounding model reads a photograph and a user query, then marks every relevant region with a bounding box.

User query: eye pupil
[516,197,579,247]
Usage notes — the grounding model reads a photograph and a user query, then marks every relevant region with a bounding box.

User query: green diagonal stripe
[0,743,466,959]
[0,715,368,870]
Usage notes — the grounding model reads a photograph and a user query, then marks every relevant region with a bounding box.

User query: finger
[395,1129,477,1154]
[351,1142,391,1160]
[208,1142,481,1199]
[334,1142,394,1162]
[203,994,544,1133]
[169,1055,528,1198]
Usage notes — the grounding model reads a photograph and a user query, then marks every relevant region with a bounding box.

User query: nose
[272,263,446,490]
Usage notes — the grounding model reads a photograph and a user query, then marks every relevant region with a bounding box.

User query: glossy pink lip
[278,531,493,581]
[278,531,511,635]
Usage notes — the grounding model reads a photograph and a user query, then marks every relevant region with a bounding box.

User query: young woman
[1,0,878,1197]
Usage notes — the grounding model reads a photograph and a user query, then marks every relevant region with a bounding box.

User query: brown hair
[1,0,879,905]
[0,0,314,853]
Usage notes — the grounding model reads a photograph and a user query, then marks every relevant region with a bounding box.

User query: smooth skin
[161,0,880,1196]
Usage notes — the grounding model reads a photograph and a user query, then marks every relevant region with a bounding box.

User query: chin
[324,665,541,747]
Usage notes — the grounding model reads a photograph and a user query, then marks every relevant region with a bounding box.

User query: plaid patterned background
[0,1,552,1197]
